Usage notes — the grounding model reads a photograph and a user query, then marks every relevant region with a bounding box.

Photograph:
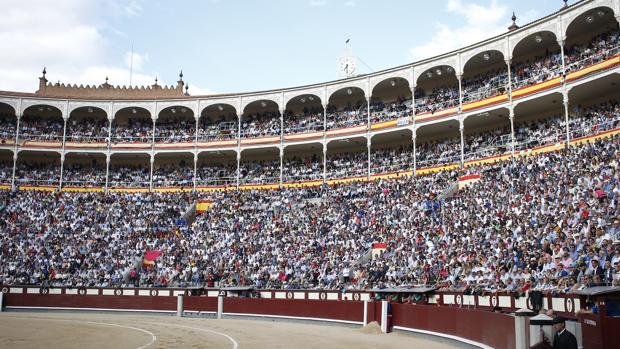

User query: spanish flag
[196,199,214,214]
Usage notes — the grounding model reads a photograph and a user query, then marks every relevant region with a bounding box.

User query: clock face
[339,57,356,77]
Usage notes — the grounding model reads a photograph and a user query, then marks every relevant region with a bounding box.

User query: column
[58,152,65,190]
[366,95,371,130]
[149,154,154,192]
[11,115,21,190]
[509,108,516,157]
[410,84,416,120]
[323,103,327,133]
[322,142,327,183]
[457,74,463,112]
[193,153,198,191]
[412,129,417,176]
[367,137,371,180]
[10,151,17,190]
[237,114,242,144]
[558,39,566,76]
[104,154,110,193]
[236,151,241,190]
[459,118,465,168]
[279,147,284,187]
[563,92,570,148]
[279,110,284,143]
[107,117,113,151]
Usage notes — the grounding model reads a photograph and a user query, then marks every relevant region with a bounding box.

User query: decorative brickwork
[35,68,188,100]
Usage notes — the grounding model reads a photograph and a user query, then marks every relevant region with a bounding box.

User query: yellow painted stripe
[512,77,562,98]
[152,187,193,193]
[462,94,508,111]
[65,142,107,148]
[370,120,398,130]
[566,55,620,81]
[18,185,57,192]
[416,163,460,175]
[327,176,368,185]
[326,125,366,137]
[239,183,279,190]
[61,187,104,193]
[196,140,237,148]
[370,170,413,180]
[111,143,151,149]
[283,180,324,188]
[284,131,323,141]
[415,107,458,122]
[240,136,280,145]
[108,187,149,193]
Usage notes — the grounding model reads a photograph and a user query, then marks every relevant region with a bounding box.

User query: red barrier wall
[5,294,177,311]
[391,303,515,349]
[184,296,218,312]
[224,298,364,323]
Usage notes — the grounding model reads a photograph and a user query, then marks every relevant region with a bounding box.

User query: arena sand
[0,312,467,349]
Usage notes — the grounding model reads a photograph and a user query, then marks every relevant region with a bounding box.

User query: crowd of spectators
[326,102,367,130]
[327,151,367,179]
[462,70,508,104]
[66,118,109,143]
[283,155,323,182]
[152,164,194,187]
[199,116,238,141]
[154,118,195,143]
[371,146,412,174]
[108,164,150,188]
[369,97,411,124]
[415,86,459,114]
[196,163,237,186]
[570,99,620,139]
[0,159,13,184]
[15,161,59,186]
[416,137,461,168]
[511,51,563,90]
[241,112,280,138]
[19,116,64,142]
[62,163,106,187]
[111,119,152,144]
[240,160,280,184]
[0,132,619,292]
[565,28,619,73]
[0,113,16,143]
[283,108,324,134]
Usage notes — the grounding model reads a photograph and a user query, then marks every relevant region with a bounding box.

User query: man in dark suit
[591,259,604,278]
[603,260,614,285]
[552,317,577,349]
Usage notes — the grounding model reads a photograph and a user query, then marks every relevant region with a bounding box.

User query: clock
[339,56,356,77]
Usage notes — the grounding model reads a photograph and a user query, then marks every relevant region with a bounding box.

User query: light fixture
[218,105,224,111]
[446,67,453,73]
[308,96,314,101]
[426,71,433,78]
[390,80,396,87]
[261,101,267,107]
[38,107,43,112]
[596,10,605,17]
[535,34,543,43]
[346,88,353,95]
[181,107,187,113]
[300,97,306,103]
[131,108,137,114]
[87,107,93,113]
[435,68,442,76]
[585,15,594,23]
[171,108,176,114]
[47,107,52,111]
[482,53,490,61]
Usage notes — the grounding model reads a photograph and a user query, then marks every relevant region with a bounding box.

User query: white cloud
[187,85,214,96]
[408,0,514,61]
[0,0,207,93]
[309,0,328,6]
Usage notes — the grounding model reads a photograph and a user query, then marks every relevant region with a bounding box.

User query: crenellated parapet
[35,68,188,100]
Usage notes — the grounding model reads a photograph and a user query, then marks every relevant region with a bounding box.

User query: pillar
[217,291,225,319]
[323,103,327,133]
[509,108,516,157]
[558,39,566,76]
[107,116,113,151]
[177,295,184,317]
[151,117,156,146]
[104,154,110,193]
[193,153,198,191]
[410,84,416,121]
[367,137,372,180]
[237,113,242,144]
[459,118,465,168]
[366,95,371,130]
[236,151,241,189]
[10,151,17,190]
[149,154,154,191]
[322,142,327,183]
[59,152,65,190]
[279,147,284,187]
[563,91,571,148]
[412,129,417,176]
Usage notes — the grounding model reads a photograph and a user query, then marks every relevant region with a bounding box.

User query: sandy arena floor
[0,312,465,349]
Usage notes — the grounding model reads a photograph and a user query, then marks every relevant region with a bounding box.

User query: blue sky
[0,0,576,94]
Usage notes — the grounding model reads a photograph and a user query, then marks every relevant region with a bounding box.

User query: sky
[0,0,577,95]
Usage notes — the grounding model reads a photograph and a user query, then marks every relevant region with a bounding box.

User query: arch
[511,30,559,59]
[370,77,412,96]
[113,106,152,121]
[462,50,506,77]
[155,100,198,120]
[369,70,412,93]
[21,100,66,119]
[284,93,323,110]
[241,94,281,114]
[415,65,458,86]
[562,1,617,40]
[67,102,111,119]
[22,104,63,119]
[200,103,238,119]
[327,86,366,105]
[0,98,19,116]
[0,101,17,116]
[68,106,108,120]
[157,105,196,120]
[242,99,280,115]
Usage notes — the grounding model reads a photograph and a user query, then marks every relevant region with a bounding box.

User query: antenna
[129,42,134,87]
